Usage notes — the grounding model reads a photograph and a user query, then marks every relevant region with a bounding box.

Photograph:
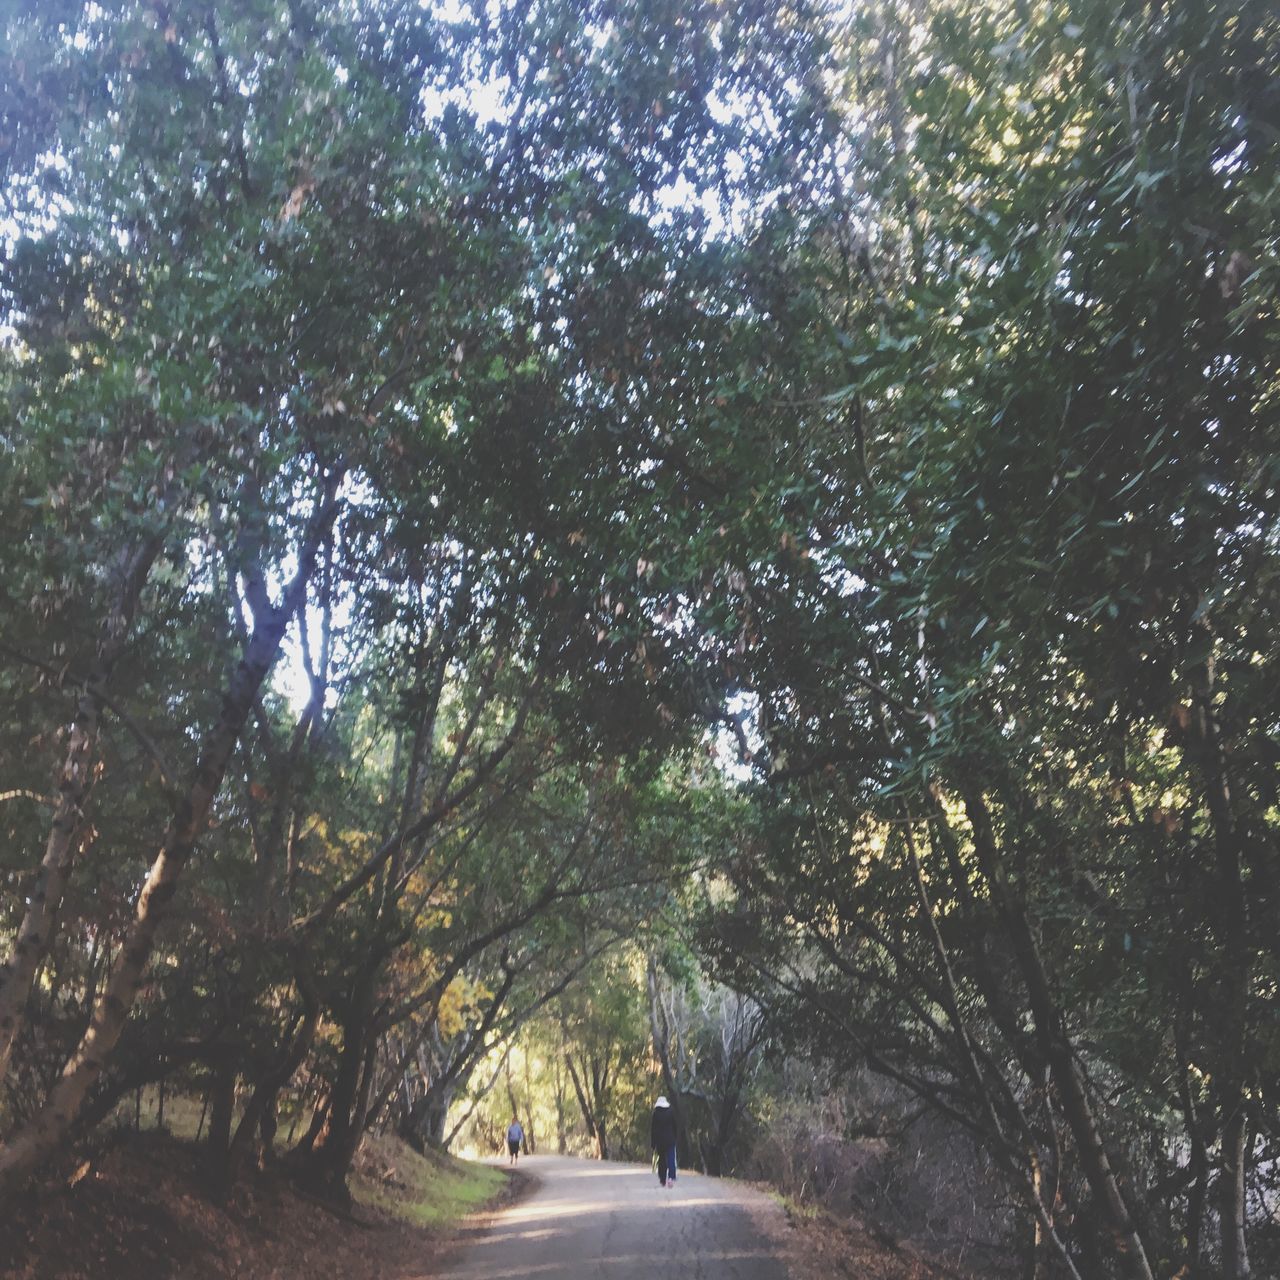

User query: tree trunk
[960,784,1155,1280]
[645,957,685,1155]
[309,981,380,1198]
[345,1040,379,1163]
[0,538,159,1079]
[419,1089,452,1148]
[1176,1031,1210,1273]
[904,812,1082,1279]
[230,988,320,1174]
[565,1052,604,1158]
[1219,1107,1251,1280]
[195,1087,210,1142]
[0,492,337,1201]
[309,1008,372,1195]
[206,1063,237,1195]
[443,1046,513,1151]
[1185,653,1253,1280]
[292,1091,329,1158]
[554,1058,567,1154]
[505,1060,525,1150]
[522,1053,535,1153]
[1021,1157,1045,1280]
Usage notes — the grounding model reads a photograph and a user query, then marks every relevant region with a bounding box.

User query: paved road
[436,1155,791,1280]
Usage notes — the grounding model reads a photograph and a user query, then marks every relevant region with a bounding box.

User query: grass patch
[769,1188,822,1221]
[114,1089,208,1140]
[352,1134,506,1229]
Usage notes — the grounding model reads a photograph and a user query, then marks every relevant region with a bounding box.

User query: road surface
[436,1155,791,1280]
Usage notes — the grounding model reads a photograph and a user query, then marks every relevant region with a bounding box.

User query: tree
[647,953,767,1175]
[685,1,1280,1275]
[0,0,834,1201]
[559,958,650,1162]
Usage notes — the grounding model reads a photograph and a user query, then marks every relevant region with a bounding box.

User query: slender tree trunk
[554,1057,567,1154]
[292,1091,329,1158]
[309,992,373,1193]
[565,1053,602,1157]
[1186,651,1253,1280]
[206,1062,237,1193]
[0,538,159,1079]
[1022,1157,1045,1280]
[504,1059,526,1150]
[230,988,319,1173]
[1219,1107,1251,1280]
[960,784,1154,1280]
[259,1095,279,1157]
[422,1088,452,1148]
[591,1058,612,1160]
[645,957,684,1152]
[903,814,1083,1280]
[0,490,338,1200]
[195,1086,211,1143]
[309,963,382,1196]
[522,1052,535,1153]
[443,1046,513,1151]
[284,1098,301,1146]
[1176,1026,1210,1273]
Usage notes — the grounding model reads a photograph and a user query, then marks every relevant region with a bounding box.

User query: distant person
[650,1095,677,1188]
[506,1116,525,1165]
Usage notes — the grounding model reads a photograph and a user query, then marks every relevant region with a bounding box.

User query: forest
[1,1,1277,1277]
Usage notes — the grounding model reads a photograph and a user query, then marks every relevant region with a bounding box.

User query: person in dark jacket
[650,1095,677,1187]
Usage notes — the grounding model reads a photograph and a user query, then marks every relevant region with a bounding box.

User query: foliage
[3,2,1279,1278]
[685,2,1280,1277]
[0,0,822,1201]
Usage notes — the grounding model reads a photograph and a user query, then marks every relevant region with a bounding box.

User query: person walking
[506,1116,525,1165]
[650,1095,677,1188]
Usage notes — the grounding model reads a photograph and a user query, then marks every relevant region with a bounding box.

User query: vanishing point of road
[437,1154,792,1280]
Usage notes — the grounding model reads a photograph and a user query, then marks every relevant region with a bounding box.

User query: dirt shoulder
[748,1190,984,1280]
[0,1131,512,1280]
[1,1140,990,1280]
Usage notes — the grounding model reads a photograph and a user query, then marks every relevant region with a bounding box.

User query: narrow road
[436,1155,791,1280]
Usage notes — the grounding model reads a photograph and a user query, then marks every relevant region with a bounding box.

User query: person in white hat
[650,1095,677,1187]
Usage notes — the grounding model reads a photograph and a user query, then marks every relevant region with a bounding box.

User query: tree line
[2,1,1278,1277]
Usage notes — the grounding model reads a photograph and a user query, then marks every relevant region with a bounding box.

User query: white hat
[655,1096,670,1108]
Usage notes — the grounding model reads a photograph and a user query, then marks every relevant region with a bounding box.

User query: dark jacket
[650,1104,677,1151]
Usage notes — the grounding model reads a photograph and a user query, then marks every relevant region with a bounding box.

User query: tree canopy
[2,1,1278,1277]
